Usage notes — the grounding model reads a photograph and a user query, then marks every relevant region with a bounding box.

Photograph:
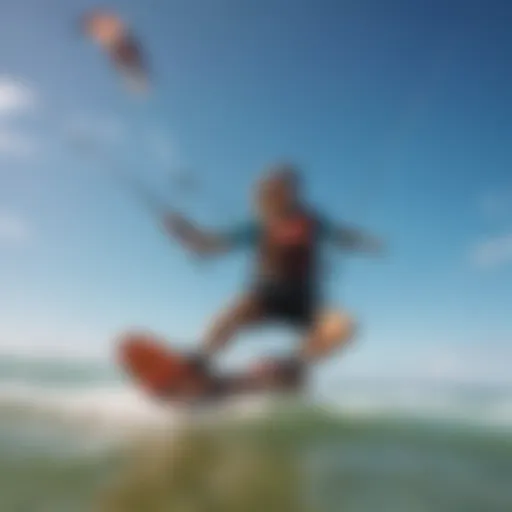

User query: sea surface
[0,354,511,512]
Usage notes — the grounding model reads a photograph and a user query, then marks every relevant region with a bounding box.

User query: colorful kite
[81,9,149,94]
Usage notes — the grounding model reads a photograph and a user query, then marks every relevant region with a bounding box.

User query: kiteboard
[117,331,210,401]
[117,331,305,404]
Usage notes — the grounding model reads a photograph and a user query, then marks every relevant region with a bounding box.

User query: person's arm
[165,212,256,256]
[319,215,384,255]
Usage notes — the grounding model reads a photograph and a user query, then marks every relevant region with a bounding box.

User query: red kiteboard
[117,331,304,401]
[117,331,201,398]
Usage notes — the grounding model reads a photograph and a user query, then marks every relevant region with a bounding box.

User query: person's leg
[300,309,357,362]
[214,298,357,394]
[173,293,265,401]
[201,293,264,357]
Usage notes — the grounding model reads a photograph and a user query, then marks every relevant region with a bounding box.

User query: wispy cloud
[0,213,32,246]
[470,232,512,269]
[0,76,36,116]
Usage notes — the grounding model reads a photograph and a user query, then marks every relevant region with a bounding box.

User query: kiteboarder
[165,163,383,394]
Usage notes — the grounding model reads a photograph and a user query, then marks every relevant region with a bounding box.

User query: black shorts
[252,279,318,328]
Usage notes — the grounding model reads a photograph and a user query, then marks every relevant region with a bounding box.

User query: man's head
[254,162,302,221]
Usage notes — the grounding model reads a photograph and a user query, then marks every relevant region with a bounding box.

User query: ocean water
[0,354,511,512]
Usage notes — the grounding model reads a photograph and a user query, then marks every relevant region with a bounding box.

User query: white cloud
[0,213,31,246]
[0,76,36,116]
[470,232,512,269]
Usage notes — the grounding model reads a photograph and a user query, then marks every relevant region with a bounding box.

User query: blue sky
[0,0,511,384]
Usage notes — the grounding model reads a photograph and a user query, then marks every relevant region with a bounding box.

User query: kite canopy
[82,9,149,94]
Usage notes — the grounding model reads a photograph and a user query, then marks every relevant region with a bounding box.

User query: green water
[0,412,511,512]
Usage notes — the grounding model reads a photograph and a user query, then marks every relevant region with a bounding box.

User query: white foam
[0,378,281,454]
[0,381,178,443]
[1,372,511,452]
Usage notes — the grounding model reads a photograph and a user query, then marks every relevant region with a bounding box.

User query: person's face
[255,179,297,221]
